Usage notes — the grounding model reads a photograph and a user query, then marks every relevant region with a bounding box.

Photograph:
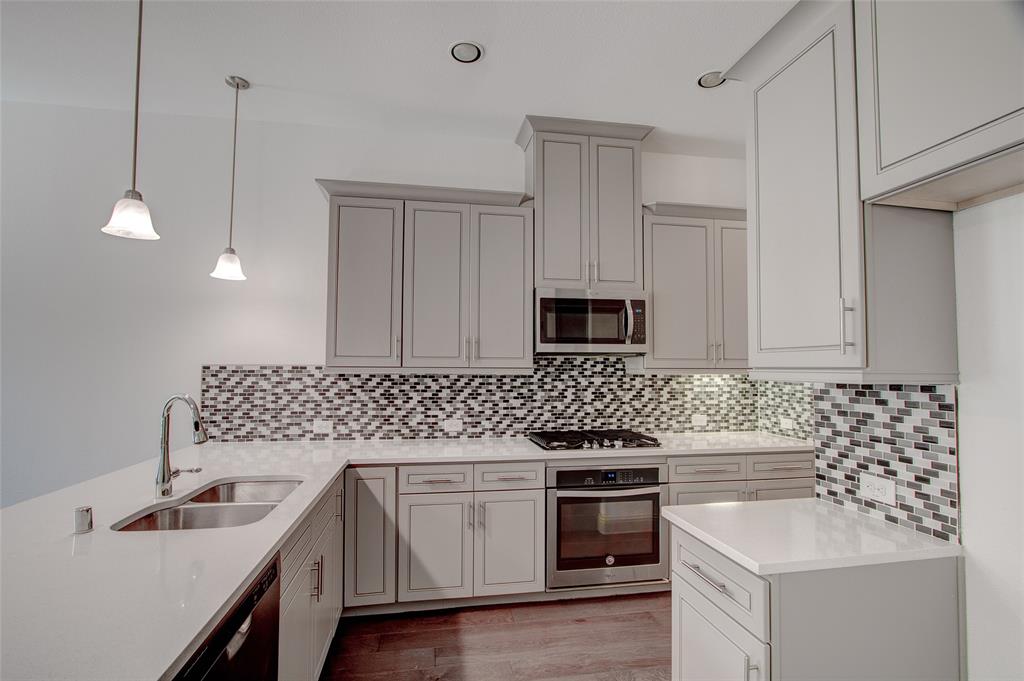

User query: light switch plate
[691,414,708,427]
[779,416,795,431]
[443,418,463,433]
[312,419,332,435]
[861,472,897,506]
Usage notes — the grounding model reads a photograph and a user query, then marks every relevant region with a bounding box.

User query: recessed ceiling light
[697,71,728,89]
[450,41,483,64]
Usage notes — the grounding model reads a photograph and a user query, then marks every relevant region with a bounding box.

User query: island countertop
[662,497,961,576]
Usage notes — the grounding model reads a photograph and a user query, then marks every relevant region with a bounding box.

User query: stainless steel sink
[187,479,302,504]
[115,502,277,532]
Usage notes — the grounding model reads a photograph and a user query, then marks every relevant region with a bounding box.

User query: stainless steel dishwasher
[174,555,280,681]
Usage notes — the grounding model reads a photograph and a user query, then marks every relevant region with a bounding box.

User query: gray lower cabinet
[520,117,650,292]
[668,452,814,504]
[326,197,404,367]
[397,488,546,602]
[854,0,1024,200]
[670,527,962,681]
[344,467,397,607]
[641,214,747,370]
[279,478,344,681]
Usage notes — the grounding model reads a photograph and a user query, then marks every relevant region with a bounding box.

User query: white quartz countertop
[662,498,961,576]
[0,431,808,680]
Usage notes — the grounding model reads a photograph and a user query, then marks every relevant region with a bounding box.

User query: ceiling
[1,1,795,158]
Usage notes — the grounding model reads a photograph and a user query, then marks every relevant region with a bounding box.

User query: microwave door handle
[625,302,635,344]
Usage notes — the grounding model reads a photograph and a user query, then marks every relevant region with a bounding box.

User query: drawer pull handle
[496,475,530,481]
[693,467,730,473]
[681,559,728,594]
[765,464,809,471]
[420,478,458,484]
[744,656,760,680]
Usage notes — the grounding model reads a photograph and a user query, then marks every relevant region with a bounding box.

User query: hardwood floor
[320,592,671,681]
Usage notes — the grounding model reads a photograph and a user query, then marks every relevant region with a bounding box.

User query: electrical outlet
[691,414,708,427]
[860,472,897,506]
[443,418,463,433]
[779,416,795,431]
[312,419,332,435]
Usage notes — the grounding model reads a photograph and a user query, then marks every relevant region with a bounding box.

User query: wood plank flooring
[320,592,671,681]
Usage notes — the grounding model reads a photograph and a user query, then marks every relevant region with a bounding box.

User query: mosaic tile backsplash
[202,357,761,441]
[814,384,959,541]
[756,381,813,439]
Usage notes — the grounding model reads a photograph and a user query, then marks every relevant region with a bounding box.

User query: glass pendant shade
[102,190,160,240]
[210,247,246,280]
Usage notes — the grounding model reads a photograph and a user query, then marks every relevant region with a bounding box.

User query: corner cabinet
[343,467,397,607]
[321,180,533,371]
[518,116,651,291]
[854,0,1024,200]
[637,211,747,371]
[745,1,865,371]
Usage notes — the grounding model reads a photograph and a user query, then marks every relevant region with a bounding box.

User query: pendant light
[101,0,159,240]
[210,75,250,281]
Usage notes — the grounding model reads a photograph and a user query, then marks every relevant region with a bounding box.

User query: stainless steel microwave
[535,288,648,354]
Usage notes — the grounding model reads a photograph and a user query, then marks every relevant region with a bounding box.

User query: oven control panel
[555,467,662,488]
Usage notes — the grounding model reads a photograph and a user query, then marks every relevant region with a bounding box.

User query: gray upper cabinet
[638,210,747,371]
[590,137,643,290]
[518,116,652,292]
[470,206,534,368]
[532,132,591,289]
[326,197,404,368]
[744,1,866,371]
[403,201,471,368]
[854,0,1024,200]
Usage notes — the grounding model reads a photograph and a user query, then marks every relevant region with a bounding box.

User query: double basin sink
[113,478,302,532]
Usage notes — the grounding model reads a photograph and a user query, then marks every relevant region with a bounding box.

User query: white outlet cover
[860,472,897,507]
[779,416,795,430]
[691,414,708,427]
[312,419,332,435]
[443,418,463,433]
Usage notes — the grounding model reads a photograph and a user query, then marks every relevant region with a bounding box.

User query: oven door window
[555,489,660,571]
[538,298,628,345]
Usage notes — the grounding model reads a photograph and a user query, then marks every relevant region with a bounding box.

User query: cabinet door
[714,220,748,368]
[590,137,642,291]
[310,525,334,679]
[746,478,814,501]
[670,481,748,506]
[672,574,770,681]
[644,215,715,368]
[279,555,314,681]
[398,492,474,602]
[855,0,1024,199]
[535,132,590,289]
[331,486,344,619]
[747,1,864,370]
[473,489,545,597]
[344,467,396,607]
[326,197,404,367]
[403,201,471,367]
[469,205,533,368]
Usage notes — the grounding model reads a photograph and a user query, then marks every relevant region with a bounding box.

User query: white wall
[0,100,743,505]
[642,151,746,207]
[953,192,1024,681]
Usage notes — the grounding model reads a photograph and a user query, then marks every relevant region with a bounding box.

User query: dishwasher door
[175,555,280,681]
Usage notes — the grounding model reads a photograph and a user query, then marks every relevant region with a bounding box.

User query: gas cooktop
[527,429,661,451]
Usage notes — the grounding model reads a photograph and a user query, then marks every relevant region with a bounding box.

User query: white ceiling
[1,1,795,158]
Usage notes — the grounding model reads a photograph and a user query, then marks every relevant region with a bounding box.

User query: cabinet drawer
[746,452,814,480]
[398,464,474,493]
[668,455,746,482]
[473,462,545,490]
[748,477,814,501]
[671,527,770,641]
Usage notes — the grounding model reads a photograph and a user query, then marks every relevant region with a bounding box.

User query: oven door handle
[556,487,659,498]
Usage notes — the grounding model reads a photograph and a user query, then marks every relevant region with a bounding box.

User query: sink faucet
[156,394,210,497]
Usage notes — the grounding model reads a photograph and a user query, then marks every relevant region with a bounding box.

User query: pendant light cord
[228,83,240,249]
[130,0,143,192]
